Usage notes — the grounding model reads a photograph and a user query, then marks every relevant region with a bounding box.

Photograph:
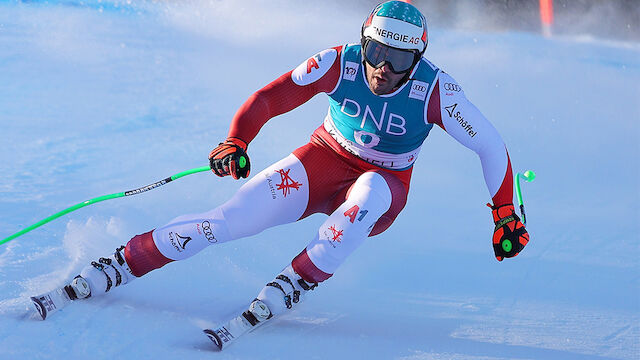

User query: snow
[0,1,638,359]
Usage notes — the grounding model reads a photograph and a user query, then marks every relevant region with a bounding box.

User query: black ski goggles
[362,39,419,74]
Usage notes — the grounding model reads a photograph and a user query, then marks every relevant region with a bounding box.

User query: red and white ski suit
[122,45,514,284]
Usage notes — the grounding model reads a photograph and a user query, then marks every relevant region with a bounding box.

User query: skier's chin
[369,78,393,95]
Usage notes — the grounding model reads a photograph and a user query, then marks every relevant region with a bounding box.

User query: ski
[30,277,89,320]
[30,287,73,320]
[203,299,272,350]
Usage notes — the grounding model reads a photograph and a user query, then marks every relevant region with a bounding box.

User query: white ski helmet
[361,1,428,73]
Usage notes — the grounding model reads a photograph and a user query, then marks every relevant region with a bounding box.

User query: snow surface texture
[0,1,638,359]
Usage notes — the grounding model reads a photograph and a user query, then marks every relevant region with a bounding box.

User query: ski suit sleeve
[227,47,343,144]
[426,72,514,206]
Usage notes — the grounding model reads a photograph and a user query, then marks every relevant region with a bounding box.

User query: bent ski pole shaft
[0,165,211,246]
[515,170,536,226]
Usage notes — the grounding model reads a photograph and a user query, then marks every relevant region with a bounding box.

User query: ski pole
[0,165,211,247]
[515,170,536,226]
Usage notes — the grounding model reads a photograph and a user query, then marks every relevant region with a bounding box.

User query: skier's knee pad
[359,171,407,236]
[79,245,135,297]
[348,171,393,209]
[256,264,317,317]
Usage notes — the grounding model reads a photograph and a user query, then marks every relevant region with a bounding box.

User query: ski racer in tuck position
[45,0,530,344]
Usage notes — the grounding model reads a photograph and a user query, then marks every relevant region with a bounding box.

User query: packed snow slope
[0,1,638,359]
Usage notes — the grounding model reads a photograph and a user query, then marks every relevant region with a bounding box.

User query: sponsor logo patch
[276,169,302,198]
[444,82,461,92]
[444,82,462,96]
[409,80,429,101]
[291,48,338,86]
[373,26,421,45]
[169,232,192,252]
[344,205,369,223]
[445,103,477,138]
[266,175,277,199]
[324,225,344,248]
[201,220,216,243]
[343,61,359,81]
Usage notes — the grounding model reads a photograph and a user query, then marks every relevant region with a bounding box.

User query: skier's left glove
[489,203,529,261]
[208,137,251,179]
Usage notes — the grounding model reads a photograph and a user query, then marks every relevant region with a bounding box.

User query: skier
[47,0,529,343]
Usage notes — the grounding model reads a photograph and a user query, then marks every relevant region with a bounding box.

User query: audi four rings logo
[444,83,461,92]
[412,84,426,92]
[202,220,216,243]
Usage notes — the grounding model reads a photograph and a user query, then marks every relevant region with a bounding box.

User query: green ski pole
[515,169,536,226]
[0,165,211,246]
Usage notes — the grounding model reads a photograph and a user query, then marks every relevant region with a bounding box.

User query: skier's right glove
[208,137,251,179]
[489,203,529,261]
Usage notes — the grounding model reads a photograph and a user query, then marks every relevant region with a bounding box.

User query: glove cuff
[488,203,517,224]
[225,137,248,151]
